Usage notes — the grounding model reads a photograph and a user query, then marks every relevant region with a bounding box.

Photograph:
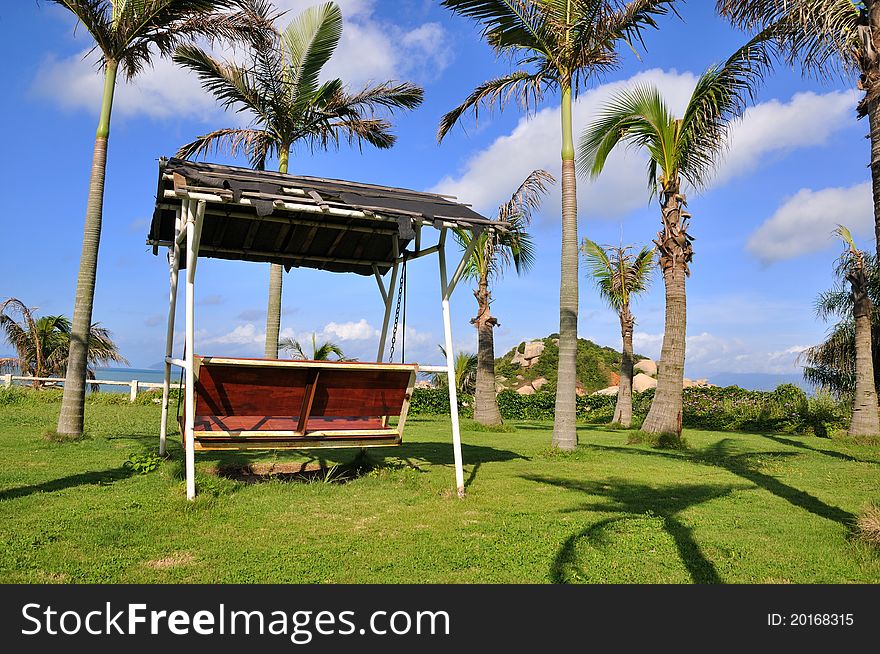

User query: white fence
[2,374,181,403]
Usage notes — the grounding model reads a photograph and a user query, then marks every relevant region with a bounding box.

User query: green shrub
[124,452,163,474]
[411,384,851,436]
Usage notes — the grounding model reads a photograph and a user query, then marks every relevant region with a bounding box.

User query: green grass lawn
[1,397,879,583]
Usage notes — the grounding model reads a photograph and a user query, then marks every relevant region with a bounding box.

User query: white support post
[159,205,183,456]
[438,230,465,498]
[184,200,206,501]
[129,380,139,403]
[2,374,11,389]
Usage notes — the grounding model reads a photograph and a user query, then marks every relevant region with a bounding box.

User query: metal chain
[388,261,406,363]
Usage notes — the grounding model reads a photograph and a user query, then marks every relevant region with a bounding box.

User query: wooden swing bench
[182,356,417,451]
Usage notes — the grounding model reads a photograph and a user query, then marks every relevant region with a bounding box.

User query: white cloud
[32,49,221,120]
[718,91,856,184]
[33,1,451,121]
[747,181,873,263]
[632,331,807,376]
[434,70,855,219]
[321,319,379,341]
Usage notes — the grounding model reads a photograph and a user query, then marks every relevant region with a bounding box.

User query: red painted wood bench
[181,357,417,451]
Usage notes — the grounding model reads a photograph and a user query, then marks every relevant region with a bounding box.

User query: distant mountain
[707,372,813,393]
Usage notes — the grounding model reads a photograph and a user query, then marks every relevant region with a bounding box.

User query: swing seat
[181,356,417,451]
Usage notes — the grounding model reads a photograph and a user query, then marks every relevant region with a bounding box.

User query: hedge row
[409,384,849,435]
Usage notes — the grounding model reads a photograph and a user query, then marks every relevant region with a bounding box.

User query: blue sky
[0,1,871,380]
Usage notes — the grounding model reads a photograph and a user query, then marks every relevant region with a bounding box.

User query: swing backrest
[185,356,418,451]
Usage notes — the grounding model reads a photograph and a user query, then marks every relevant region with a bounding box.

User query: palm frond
[282,2,343,113]
[677,29,777,189]
[578,83,673,187]
[175,127,276,168]
[716,0,861,80]
[441,0,553,54]
[437,70,549,142]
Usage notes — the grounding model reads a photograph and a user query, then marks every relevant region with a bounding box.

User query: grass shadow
[0,466,137,501]
[523,475,743,584]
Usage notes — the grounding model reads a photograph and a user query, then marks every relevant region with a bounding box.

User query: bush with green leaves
[409,385,848,436]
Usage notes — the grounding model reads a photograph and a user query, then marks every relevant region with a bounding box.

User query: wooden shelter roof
[147,158,495,276]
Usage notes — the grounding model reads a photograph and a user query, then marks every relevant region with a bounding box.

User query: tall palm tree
[50,0,271,437]
[717,1,880,255]
[456,169,553,425]
[581,240,654,427]
[174,1,424,358]
[280,333,351,361]
[579,38,771,439]
[832,226,879,436]
[437,0,675,451]
[1,298,127,388]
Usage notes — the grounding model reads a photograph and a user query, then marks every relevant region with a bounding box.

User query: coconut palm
[280,333,352,361]
[456,169,553,425]
[829,226,878,436]
[1,298,127,388]
[581,240,654,427]
[174,1,424,359]
[717,1,880,254]
[803,253,880,398]
[579,37,771,439]
[49,0,271,437]
[437,0,675,451]
[432,347,478,396]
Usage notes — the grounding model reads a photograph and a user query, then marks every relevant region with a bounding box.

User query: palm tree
[50,0,270,437]
[579,38,771,439]
[174,1,424,358]
[581,240,654,427]
[280,333,352,361]
[1,298,127,388]
[433,347,478,396]
[832,226,878,436]
[803,254,880,398]
[717,1,880,254]
[437,0,675,451]
[456,169,553,425]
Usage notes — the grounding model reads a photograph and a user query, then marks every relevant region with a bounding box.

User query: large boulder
[593,386,619,396]
[516,385,536,396]
[632,373,658,393]
[531,377,548,391]
[522,340,545,361]
[634,359,658,377]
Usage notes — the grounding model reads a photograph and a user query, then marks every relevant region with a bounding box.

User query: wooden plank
[194,436,401,451]
[296,370,320,434]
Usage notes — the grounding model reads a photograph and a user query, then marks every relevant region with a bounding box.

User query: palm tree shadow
[0,466,137,501]
[523,475,744,584]
[582,440,856,527]
[759,433,876,465]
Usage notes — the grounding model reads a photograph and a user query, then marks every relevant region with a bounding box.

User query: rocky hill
[494,335,714,396]
[494,335,646,396]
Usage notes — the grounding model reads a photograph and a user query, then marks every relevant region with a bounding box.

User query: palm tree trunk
[849,273,880,436]
[868,103,880,257]
[868,1,880,256]
[552,84,579,451]
[57,60,118,437]
[642,190,690,438]
[264,264,283,358]
[473,276,502,425]
[264,150,290,359]
[613,309,634,427]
